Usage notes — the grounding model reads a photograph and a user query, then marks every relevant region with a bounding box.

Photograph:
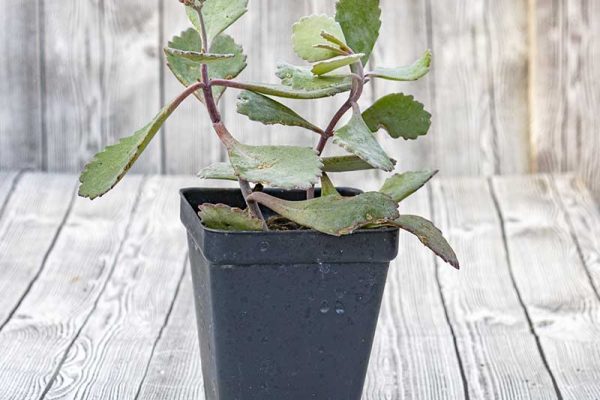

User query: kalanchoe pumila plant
[78,0,460,269]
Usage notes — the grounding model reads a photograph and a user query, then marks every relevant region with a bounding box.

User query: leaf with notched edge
[379,170,438,203]
[335,0,381,64]
[248,191,399,236]
[367,50,432,81]
[164,48,234,63]
[197,162,237,181]
[333,110,394,172]
[199,203,263,231]
[292,15,347,62]
[393,215,460,269]
[228,143,323,190]
[186,0,248,45]
[362,93,431,140]
[236,91,321,132]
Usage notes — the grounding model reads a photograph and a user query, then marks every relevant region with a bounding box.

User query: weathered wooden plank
[162,3,222,174]
[0,176,143,400]
[552,175,600,295]
[492,175,600,399]
[43,0,162,173]
[0,173,76,329]
[0,0,43,170]
[43,176,194,399]
[0,172,20,213]
[136,268,204,400]
[429,0,529,175]
[364,187,464,399]
[531,1,600,200]
[432,177,558,399]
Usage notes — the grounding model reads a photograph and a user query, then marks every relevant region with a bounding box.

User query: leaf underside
[228,143,323,190]
[292,15,347,62]
[333,111,394,172]
[368,50,432,81]
[393,215,460,269]
[335,0,382,64]
[199,203,263,231]
[379,170,438,203]
[79,103,176,199]
[362,93,431,140]
[186,0,248,44]
[248,191,399,236]
[166,29,246,103]
[311,53,364,76]
[236,91,320,131]
[164,48,234,63]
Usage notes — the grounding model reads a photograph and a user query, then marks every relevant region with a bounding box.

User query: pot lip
[180,186,399,237]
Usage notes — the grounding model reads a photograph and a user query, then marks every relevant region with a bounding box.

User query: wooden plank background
[0,0,598,200]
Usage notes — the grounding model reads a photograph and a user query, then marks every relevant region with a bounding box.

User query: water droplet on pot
[259,241,269,252]
[335,301,345,315]
[320,300,330,314]
[319,263,330,274]
[318,346,325,354]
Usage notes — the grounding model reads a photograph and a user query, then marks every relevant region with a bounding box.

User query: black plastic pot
[180,187,399,400]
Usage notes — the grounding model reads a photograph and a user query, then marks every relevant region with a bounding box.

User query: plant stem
[193,5,268,229]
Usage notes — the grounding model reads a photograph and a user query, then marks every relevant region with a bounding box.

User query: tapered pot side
[180,187,400,400]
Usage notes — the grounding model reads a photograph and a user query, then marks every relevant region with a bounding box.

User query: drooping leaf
[322,155,396,172]
[199,203,263,231]
[165,30,246,103]
[379,170,438,203]
[320,30,349,51]
[236,91,321,132]
[333,110,394,171]
[208,34,247,102]
[311,53,364,76]
[248,191,399,236]
[393,215,460,269]
[79,88,196,199]
[186,0,248,45]
[320,173,341,197]
[335,0,382,64]
[367,50,432,81]
[292,15,347,62]
[197,162,237,181]
[362,93,431,140]
[228,143,323,190]
[237,81,351,100]
[164,48,234,63]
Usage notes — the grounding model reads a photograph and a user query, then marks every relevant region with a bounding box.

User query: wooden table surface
[0,172,599,400]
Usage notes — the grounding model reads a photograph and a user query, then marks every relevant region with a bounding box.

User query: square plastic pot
[180,187,399,400]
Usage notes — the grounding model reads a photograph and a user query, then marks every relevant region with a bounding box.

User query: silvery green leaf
[320,173,341,197]
[335,0,381,64]
[236,91,321,132]
[229,143,323,190]
[292,15,347,62]
[186,0,248,44]
[248,191,399,236]
[362,93,431,140]
[333,110,394,172]
[197,162,237,181]
[322,155,396,172]
[199,203,263,231]
[164,48,234,62]
[311,53,364,76]
[367,50,432,81]
[379,170,438,203]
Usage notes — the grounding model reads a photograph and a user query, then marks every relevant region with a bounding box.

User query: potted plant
[79,0,459,398]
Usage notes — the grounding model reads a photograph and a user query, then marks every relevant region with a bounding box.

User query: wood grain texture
[432,177,558,399]
[0,176,143,400]
[0,173,76,328]
[162,3,223,174]
[0,0,43,170]
[43,176,195,399]
[364,187,464,399]
[429,0,529,176]
[552,175,600,296]
[42,0,162,173]
[136,268,204,400]
[492,175,600,399]
[531,0,600,200]
[0,172,20,213]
